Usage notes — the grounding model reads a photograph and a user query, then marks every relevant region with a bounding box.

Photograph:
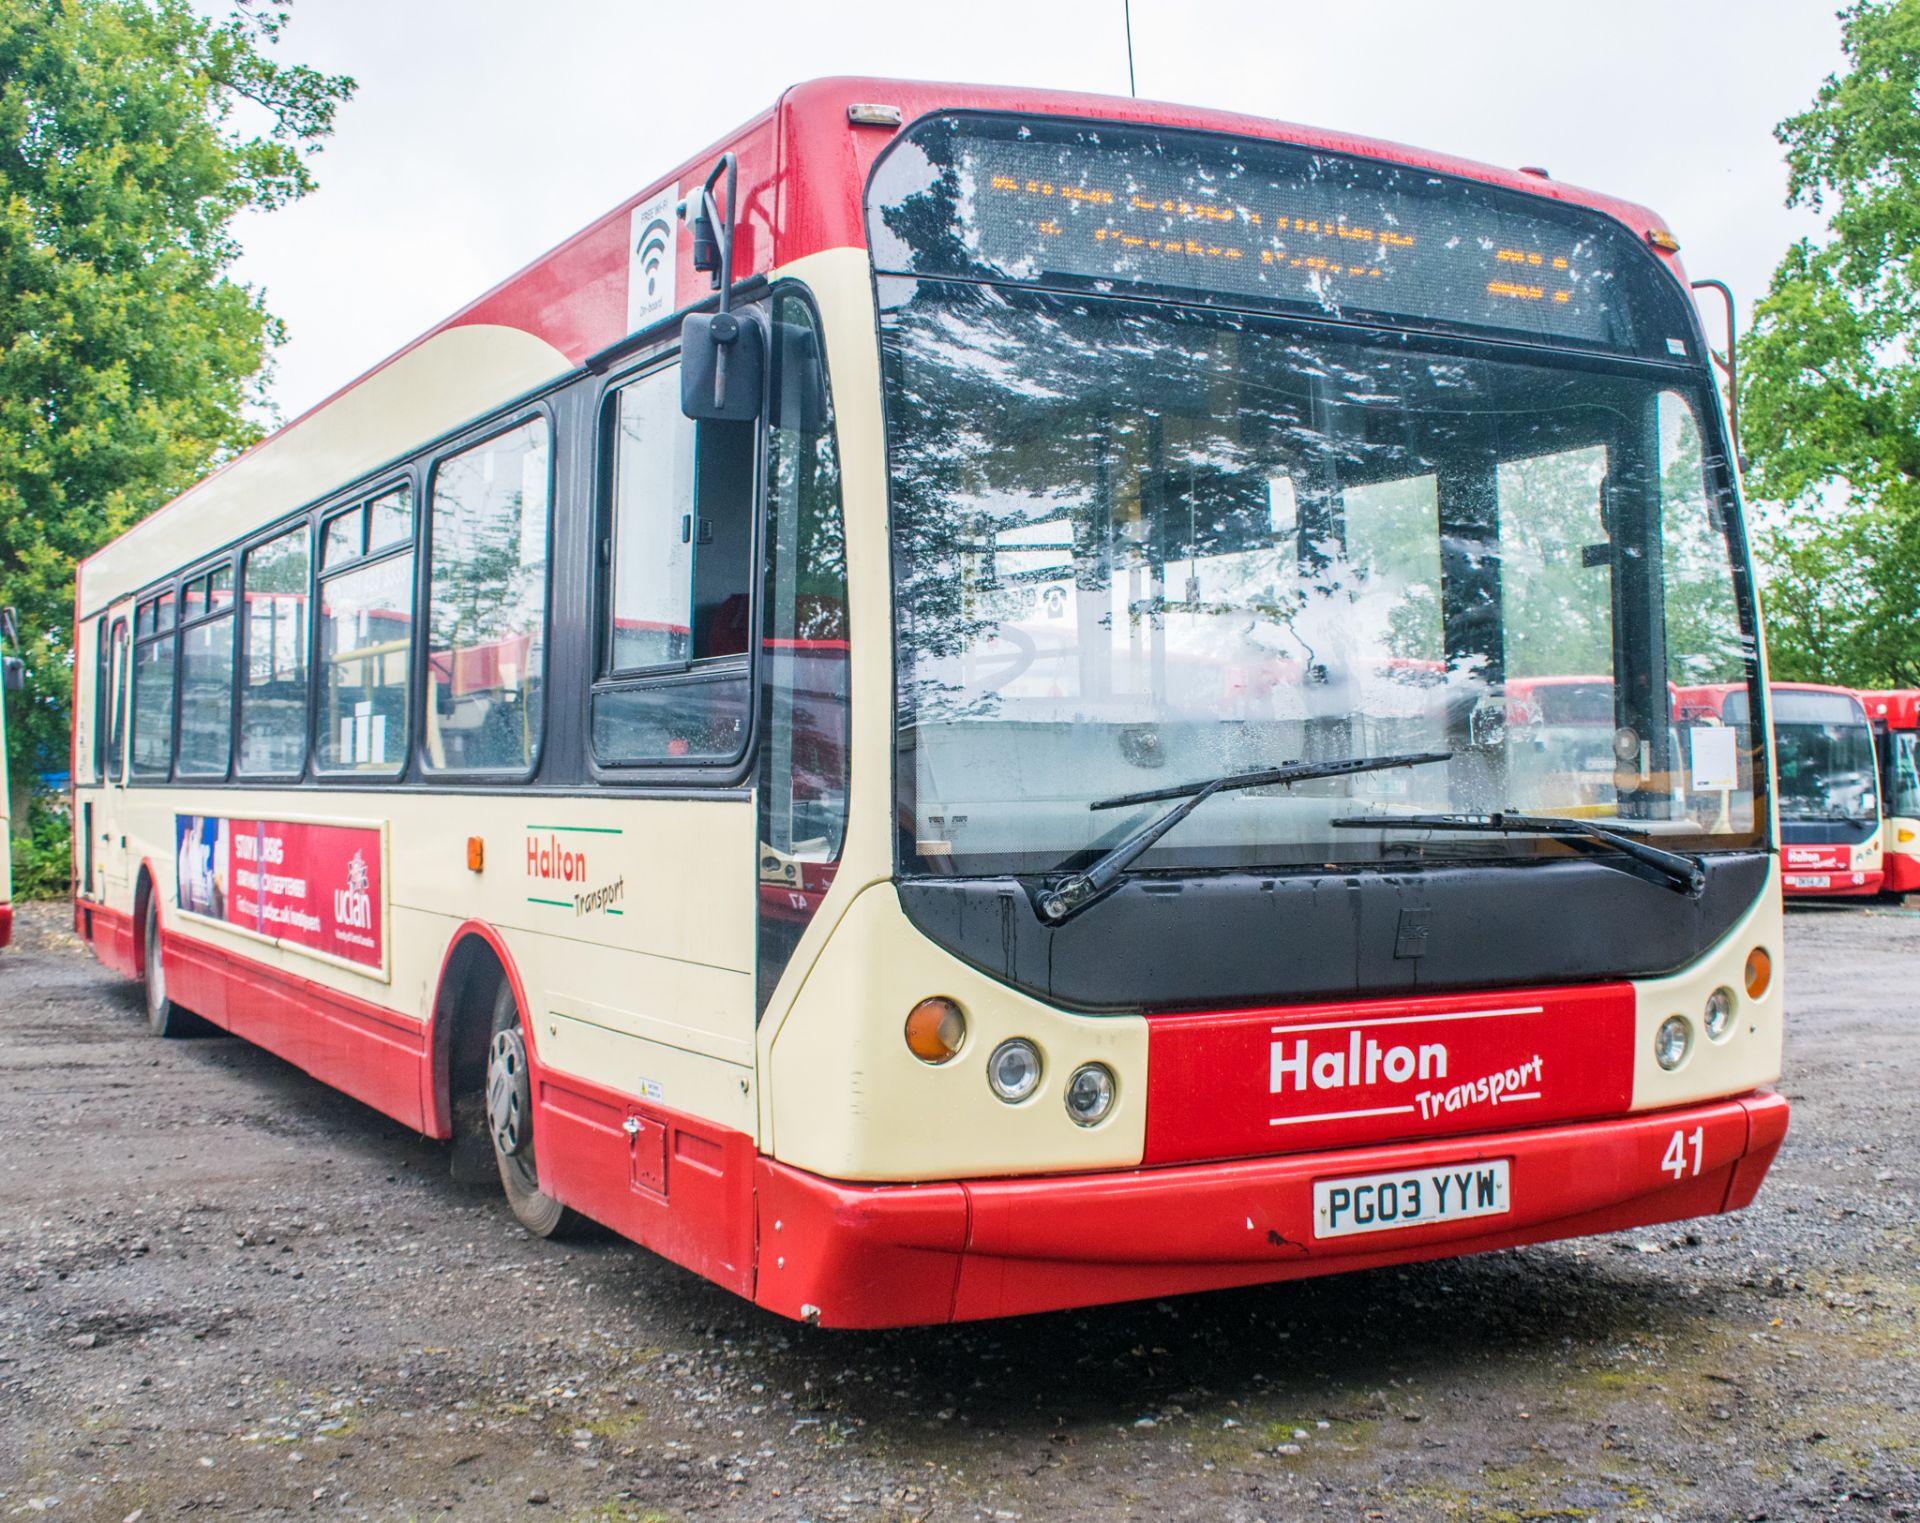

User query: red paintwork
[162,928,429,1130]
[1857,689,1920,731]
[81,78,1693,574]
[0,904,11,949]
[72,899,1791,1328]
[1145,983,1636,1164]
[755,1091,1789,1327]
[1889,856,1920,893]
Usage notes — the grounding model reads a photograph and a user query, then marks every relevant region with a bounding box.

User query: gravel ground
[1,899,1916,1523]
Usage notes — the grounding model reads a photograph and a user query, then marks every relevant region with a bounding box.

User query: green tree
[0,0,352,816]
[1742,0,1920,688]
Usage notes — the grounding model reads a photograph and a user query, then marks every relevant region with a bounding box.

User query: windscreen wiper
[1036,750,1452,924]
[1329,810,1707,897]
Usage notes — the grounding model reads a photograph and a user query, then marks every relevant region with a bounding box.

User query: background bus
[1738,683,1880,897]
[1859,689,1919,898]
[70,78,1787,1326]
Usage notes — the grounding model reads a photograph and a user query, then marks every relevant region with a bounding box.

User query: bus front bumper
[752,1090,1789,1328]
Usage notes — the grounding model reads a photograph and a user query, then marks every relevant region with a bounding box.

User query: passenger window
[592,352,757,766]
[239,526,311,775]
[176,569,235,777]
[130,602,176,778]
[107,617,129,782]
[1896,734,1920,818]
[425,417,551,773]
[607,368,696,671]
[317,495,413,774]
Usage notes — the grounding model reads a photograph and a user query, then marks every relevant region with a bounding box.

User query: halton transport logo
[1268,1007,1548,1129]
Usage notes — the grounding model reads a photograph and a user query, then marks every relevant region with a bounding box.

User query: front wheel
[142,897,196,1038]
[485,981,584,1239]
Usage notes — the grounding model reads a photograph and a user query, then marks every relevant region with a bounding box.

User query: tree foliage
[0,0,352,789]
[1742,0,1920,688]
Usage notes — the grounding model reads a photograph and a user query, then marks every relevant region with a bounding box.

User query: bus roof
[78,76,1687,614]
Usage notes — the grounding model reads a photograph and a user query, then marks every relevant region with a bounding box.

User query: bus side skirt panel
[161,930,429,1132]
[530,1064,758,1300]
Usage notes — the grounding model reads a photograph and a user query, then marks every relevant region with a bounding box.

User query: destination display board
[868,115,1691,359]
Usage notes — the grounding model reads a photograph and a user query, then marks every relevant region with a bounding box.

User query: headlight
[1065,1063,1117,1126]
[987,1038,1042,1103]
[1655,1015,1692,1071]
[1704,987,1734,1041]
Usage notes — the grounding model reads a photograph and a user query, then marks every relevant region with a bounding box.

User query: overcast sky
[222,0,1847,423]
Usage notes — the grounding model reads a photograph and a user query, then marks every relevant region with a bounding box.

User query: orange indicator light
[466,836,485,872]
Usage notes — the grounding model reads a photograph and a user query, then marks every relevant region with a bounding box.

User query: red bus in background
[1858,690,1920,897]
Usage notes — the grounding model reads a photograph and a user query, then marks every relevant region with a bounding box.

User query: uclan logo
[334,849,374,929]
[1271,1030,1449,1094]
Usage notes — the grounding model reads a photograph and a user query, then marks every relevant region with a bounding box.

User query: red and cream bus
[70,79,1786,1326]
[1859,689,1919,897]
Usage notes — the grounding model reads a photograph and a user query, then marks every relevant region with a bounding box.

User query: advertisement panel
[174,814,384,971]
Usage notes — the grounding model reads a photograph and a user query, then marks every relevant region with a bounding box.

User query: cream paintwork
[768,882,1149,1181]
[78,325,572,617]
[543,1009,754,1135]
[1629,857,1783,1111]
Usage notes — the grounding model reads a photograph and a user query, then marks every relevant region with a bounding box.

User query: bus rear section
[1860,689,1920,896]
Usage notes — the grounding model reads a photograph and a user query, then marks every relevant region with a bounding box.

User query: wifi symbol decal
[636,217,672,300]
[627,184,680,333]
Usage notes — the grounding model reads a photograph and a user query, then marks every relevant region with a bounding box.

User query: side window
[238,525,312,775]
[130,591,177,778]
[107,617,129,782]
[758,293,850,1009]
[316,486,413,774]
[1895,732,1920,819]
[425,418,550,773]
[90,614,109,782]
[591,353,757,766]
[176,562,236,777]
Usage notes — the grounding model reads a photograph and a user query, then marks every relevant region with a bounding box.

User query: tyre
[485,980,584,1238]
[142,896,197,1038]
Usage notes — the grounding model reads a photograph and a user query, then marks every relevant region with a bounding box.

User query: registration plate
[1788,874,1831,889]
[1312,1159,1511,1239]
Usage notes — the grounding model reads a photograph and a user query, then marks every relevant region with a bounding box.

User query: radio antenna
[1124,0,1138,97]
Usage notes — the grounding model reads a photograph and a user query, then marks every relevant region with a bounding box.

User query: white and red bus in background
[70,80,1787,1327]
[1684,682,1881,898]
[1858,689,1920,897]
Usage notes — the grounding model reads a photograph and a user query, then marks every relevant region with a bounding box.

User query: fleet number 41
[1662,1126,1704,1180]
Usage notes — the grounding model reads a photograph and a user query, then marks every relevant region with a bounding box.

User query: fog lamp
[1065,1063,1117,1127]
[987,1039,1042,1103]
[904,997,967,1065]
[1744,946,1772,1000]
[1704,987,1735,1041]
[1655,1015,1692,1071]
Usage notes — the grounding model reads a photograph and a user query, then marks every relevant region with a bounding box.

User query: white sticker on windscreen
[1666,337,1688,356]
[627,184,679,334]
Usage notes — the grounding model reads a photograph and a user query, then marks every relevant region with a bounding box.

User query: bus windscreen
[868,114,1697,359]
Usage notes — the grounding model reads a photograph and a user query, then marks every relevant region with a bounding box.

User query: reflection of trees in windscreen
[886,286,1454,724]
[1498,445,1613,679]
[1658,395,1746,685]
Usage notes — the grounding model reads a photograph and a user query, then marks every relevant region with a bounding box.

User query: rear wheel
[142,897,195,1038]
[485,981,583,1239]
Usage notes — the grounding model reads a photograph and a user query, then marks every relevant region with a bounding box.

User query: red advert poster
[176,815,384,970]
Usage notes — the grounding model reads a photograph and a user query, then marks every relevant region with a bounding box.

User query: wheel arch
[426,920,539,1140]
[131,856,160,979]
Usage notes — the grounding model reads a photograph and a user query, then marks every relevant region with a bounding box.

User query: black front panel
[899,852,1770,1013]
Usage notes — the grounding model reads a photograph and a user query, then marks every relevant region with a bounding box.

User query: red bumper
[1887,852,1920,895]
[753,1091,1789,1328]
[1784,870,1883,898]
[0,903,11,949]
